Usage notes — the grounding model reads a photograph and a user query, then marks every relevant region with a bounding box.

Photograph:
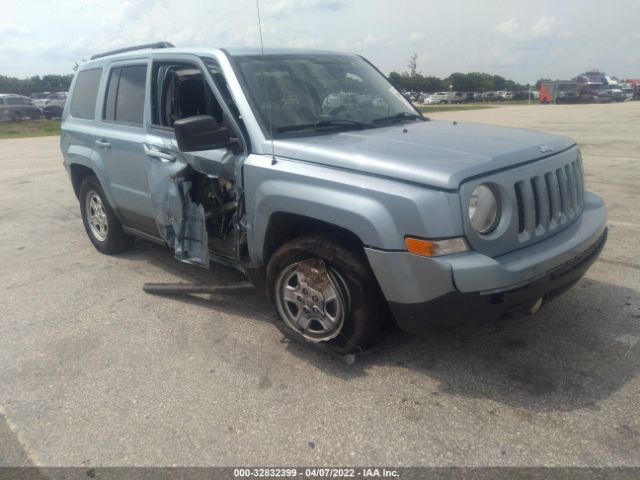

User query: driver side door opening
[147,59,246,267]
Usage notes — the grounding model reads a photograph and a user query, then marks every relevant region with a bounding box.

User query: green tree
[0,73,73,95]
[407,54,418,77]
[386,68,526,93]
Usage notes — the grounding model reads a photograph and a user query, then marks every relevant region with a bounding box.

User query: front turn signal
[405,237,469,257]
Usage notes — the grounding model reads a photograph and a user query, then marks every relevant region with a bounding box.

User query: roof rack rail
[90,41,175,60]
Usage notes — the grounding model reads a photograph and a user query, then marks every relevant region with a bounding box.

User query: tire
[266,235,387,353]
[11,111,20,122]
[79,175,134,254]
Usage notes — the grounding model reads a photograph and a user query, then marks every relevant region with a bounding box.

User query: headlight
[468,184,500,234]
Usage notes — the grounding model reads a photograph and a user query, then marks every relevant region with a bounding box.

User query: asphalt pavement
[0,102,638,467]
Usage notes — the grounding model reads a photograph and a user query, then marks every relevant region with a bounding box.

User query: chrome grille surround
[460,146,585,258]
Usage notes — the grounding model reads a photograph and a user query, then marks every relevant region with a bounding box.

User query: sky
[1,0,639,83]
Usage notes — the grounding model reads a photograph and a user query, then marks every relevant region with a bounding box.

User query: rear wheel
[266,235,387,353]
[79,175,134,254]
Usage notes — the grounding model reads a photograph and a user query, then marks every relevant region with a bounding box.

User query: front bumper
[365,192,607,333]
[389,228,606,333]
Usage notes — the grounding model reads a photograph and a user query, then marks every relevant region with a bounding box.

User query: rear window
[104,64,147,126]
[70,68,102,119]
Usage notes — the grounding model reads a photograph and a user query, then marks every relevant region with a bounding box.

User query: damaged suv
[61,43,607,353]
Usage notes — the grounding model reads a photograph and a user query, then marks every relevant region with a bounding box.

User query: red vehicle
[539,81,580,104]
[625,80,640,100]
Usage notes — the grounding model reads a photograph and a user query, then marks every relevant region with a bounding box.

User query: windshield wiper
[371,112,427,124]
[276,118,370,133]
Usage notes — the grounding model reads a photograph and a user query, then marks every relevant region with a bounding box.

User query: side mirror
[173,115,233,152]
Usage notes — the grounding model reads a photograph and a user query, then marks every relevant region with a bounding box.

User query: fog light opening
[530,297,544,315]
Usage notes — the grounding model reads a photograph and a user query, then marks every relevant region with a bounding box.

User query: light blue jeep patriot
[61,42,607,353]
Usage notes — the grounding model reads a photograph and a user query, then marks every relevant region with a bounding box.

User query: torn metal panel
[147,157,210,268]
[184,148,237,180]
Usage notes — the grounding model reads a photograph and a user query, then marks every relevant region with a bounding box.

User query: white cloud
[363,33,392,47]
[496,17,519,35]
[265,0,346,17]
[0,0,639,82]
[103,0,166,25]
[483,46,523,68]
[529,15,558,38]
[59,0,101,9]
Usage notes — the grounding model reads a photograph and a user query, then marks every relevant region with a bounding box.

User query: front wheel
[266,235,387,353]
[79,175,134,254]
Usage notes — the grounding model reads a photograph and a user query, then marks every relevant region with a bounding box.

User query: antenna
[256,0,277,165]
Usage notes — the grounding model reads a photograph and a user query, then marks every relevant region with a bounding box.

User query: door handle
[143,144,175,163]
[94,139,111,148]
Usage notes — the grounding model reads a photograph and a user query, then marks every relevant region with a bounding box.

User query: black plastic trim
[389,228,607,334]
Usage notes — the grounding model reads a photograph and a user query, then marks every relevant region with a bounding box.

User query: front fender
[243,155,463,265]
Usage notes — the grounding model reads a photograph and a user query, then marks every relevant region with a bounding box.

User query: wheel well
[262,213,366,268]
[69,164,95,199]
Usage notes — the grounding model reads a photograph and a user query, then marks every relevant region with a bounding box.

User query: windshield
[232,54,420,137]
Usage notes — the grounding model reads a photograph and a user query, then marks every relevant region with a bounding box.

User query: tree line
[1,62,550,97]
[387,70,531,93]
[0,74,74,96]
[387,54,537,93]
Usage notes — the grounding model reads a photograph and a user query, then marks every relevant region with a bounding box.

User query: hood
[271,120,576,190]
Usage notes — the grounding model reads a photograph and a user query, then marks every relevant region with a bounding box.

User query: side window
[151,62,224,128]
[103,64,147,126]
[70,68,102,119]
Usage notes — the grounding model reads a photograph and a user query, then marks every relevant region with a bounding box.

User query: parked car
[0,94,41,121]
[421,94,443,105]
[584,88,625,103]
[30,92,51,101]
[462,92,476,103]
[61,43,607,353]
[576,72,607,94]
[482,91,498,102]
[425,92,451,104]
[437,92,453,103]
[449,91,465,104]
[539,81,580,104]
[512,91,530,101]
[30,92,53,110]
[497,91,513,101]
[618,83,634,101]
[42,92,67,119]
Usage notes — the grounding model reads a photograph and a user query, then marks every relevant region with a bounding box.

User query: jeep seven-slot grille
[514,156,584,241]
